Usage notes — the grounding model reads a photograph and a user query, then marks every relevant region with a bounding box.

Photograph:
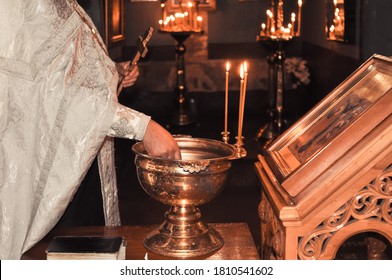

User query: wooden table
[22,223,260,260]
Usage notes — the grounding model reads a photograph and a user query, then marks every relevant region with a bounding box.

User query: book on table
[46,236,126,260]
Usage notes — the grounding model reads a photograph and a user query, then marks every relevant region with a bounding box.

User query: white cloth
[0,0,150,259]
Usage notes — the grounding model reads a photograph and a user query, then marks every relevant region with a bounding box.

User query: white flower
[284,57,311,89]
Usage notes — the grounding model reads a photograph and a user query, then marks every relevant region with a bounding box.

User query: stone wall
[137,58,269,93]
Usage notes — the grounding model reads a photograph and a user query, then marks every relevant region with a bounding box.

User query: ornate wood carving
[259,196,285,260]
[297,166,392,260]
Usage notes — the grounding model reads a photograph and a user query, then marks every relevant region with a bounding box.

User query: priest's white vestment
[0,0,150,259]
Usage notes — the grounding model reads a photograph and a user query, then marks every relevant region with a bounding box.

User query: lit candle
[291,13,296,35]
[194,1,199,29]
[297,0,302,36]
[159,19,163,30]
[266,10,272,35]
[243,61,248,96]
[261,23,266,36]
[187,2,193,28]
[270,11,275,34]
[161,2,167,22]
[224,61,230,136]
[237,64,245,142]
[179,13,185,28]
[175,13,183,28]
[196,16,202,31]
[277,0,284,30]
[170,15,175,30]
[184,12,189,29]
[287,23,292,37]
[164,18,169,30]
[329,25,336,39]
[242,61,248,125]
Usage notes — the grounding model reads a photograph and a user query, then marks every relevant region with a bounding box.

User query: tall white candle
[237,64,245,142]
[242,61,248,138]
[161,3,167,22]
[187,2,193,28]
[297,0,303,36]
[224,61,230,135]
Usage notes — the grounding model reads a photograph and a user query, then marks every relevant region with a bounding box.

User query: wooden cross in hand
[117,27,154,96]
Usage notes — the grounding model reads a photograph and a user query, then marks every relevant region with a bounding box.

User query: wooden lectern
[255,54,392,260]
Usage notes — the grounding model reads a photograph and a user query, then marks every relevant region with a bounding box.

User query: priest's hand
[116,62,139,88]
[142,120,182,160]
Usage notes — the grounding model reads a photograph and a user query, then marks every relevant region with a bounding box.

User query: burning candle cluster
[326,0,345,40]
[222,61,249,157]
[159,0,203,32]
[258,0,303,40]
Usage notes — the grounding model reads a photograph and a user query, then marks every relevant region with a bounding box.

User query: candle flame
[243,61,248,74]
[226,61,230,72]
[188,2,193,8]
[240,64,244,79]
[298,0,303,7]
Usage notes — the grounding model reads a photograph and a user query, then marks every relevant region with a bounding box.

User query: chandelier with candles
[159,0,203,32]
[258,0,303,41]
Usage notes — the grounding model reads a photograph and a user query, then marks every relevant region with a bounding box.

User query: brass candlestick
[160,30,202,126]
[256,38,290,148]
[221,131,230,144]
[234,136,247,158]
[158,1,203,126]
[256,0,303,148]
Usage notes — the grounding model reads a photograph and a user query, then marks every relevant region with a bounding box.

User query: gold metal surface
[132,136,239,258]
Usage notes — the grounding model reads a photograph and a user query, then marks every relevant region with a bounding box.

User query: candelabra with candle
[256,0,303,148]
[159,0,204,125]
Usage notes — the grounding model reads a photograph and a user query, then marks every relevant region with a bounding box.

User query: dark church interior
[45,0,392,260]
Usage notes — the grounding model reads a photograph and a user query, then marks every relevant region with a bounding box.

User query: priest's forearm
[107,104,151,140]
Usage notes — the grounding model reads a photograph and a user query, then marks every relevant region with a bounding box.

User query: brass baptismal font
[133,137,235,258]
[132,59,249,258]
[133,136,246,258]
